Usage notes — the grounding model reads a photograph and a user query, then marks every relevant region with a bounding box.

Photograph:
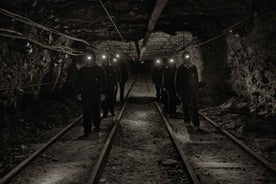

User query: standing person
[77,51,106,137]
[163,58,177,116]
[175,51,200,130]
[113,57,128,104]
[152,59,163,101]
[160,57,169,112]
[102,55,117,118]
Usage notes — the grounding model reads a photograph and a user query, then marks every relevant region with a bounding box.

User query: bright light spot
[156,59,160,63]
[116,54,120,58]
[235,33,240,38]
[185,54,190,59]
[170,59,174,63]
[87,56,92,60]
[113,58,117,62]
[229,29,233,33]
[102,55,106,59]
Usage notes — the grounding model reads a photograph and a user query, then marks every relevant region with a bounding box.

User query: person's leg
[82,96,92,135]
[190,96,200,127]
[155,84,160,101]
[113,86,118,104]
[92,97,101,131]
[171,89,177,114]
[108,89,115,115]
[181,94,191,123]
[102,98,108,118]
[168,89,174,114]
[120,82,125,103]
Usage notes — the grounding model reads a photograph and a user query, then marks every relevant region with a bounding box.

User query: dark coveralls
[163,64,177,115]
[78,64,106,134]
[114,62,128,103]
[175,64,200,126]
[102,64,117,117]
[152,65,162,101]
[160,64,169,112]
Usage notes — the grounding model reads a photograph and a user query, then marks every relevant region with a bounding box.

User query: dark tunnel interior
[0,0,275,183]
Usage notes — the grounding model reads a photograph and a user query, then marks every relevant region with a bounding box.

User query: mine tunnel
[0,0,275,184]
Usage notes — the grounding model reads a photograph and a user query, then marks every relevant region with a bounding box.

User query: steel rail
[87,76,137,184]
[155,102,201,184]
[199,112,276,174]
[0,115,83,184]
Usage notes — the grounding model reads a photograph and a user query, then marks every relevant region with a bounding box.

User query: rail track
[0,77,137,184]
[88,77,196,183]
[87,76,276,184]
[2,75,275,184]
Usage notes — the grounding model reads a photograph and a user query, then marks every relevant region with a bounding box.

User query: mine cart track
[0,76,137,184]
[88,78,199,184]
[155,102,200,184]
[148,80,275,183]
[199,112,276,174]
[87,76,137,184]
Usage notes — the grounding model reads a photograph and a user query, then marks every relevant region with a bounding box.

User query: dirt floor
[200,97,276,163]
[100,80,190,184]
[7,79,134,184]
[1,75,275,184]
[0,96,82,177]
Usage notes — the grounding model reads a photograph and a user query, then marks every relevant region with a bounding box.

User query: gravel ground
[8,79,135,184]
[165,108,276,184]
[100,79,190,184]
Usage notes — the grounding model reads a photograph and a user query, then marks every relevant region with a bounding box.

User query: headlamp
[185,54,190,59]
[102,55,107,59]
[156,59,161,64]
[87,56,92,60]
[113,58,117,62]
[116,54,120,58]
[169,59,174,63]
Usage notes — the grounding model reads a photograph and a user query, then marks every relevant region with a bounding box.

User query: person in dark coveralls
[160,57,169,112]
[152,59,163,101]
[113,56,128,104]
[101,55,117,118]
[163,58,177,116]
[78,51,106,137]
[175,51,200,130]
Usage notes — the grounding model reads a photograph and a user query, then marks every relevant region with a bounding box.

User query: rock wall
[0,34,73,108]
[226,13,276,116]
[200,38,233,104]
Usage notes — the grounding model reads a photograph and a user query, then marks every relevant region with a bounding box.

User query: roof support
[140,0,168,58]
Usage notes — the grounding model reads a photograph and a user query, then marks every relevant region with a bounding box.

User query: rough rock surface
[226,14,276,117]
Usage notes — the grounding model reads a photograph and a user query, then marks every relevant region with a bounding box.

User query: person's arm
[76,67,82,95]
[100,67,107,95]
[194,66,199,90]
[175,67,181,95]
[152,68,156,83]
[112,66,118,86]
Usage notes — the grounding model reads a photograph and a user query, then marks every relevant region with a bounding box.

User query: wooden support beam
[140,0,168,58]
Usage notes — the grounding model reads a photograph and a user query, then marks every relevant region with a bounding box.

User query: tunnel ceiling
[0,0,274,56]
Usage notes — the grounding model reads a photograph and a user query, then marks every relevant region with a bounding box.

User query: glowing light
[156,59,160,64]
[169,59,174,63]
[113,58,117,62]
[185,54,190,59]
[102,55,106,59]
[116,54,120,58]
[87,56,92,60]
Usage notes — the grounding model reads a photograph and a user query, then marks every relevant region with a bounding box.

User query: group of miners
[77,50,128,137]
[152,51,200,130]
